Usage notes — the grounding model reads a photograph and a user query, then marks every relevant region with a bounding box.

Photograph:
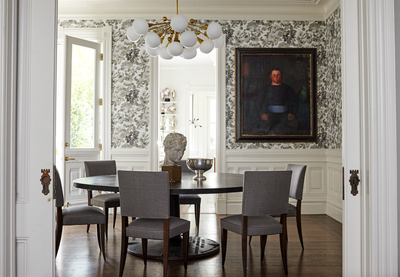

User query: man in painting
[257,69,299,134]
[162,132,187,166]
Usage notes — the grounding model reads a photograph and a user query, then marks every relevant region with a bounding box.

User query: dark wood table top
[73,172,244,195]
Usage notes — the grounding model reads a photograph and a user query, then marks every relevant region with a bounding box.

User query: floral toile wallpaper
[59,7,341,150]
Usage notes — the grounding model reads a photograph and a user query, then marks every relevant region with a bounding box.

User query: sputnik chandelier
[126,0,224,60]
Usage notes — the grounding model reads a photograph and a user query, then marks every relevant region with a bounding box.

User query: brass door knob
[65,157,75,161]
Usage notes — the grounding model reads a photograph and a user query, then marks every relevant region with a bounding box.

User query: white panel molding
[364,1,398,275]
[16,238,28,277]
[111,148,152,171]
[0,0,17,276]
[218,149,342,217]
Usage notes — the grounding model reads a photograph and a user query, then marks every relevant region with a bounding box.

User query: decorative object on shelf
[126,0,224,60]
[159,117,165,130]
[167,105,176,114]
[186,158,213,180]
[189,118,202,128]
[168,116,177,130]
[161,104,166,114]
[160,87,176,102]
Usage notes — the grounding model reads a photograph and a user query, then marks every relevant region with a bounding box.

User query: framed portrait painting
[235,48,317,142]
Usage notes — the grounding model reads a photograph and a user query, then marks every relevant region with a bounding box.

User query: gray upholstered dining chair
[284,164,307,249]
[249,164,307,249]
[84,160,120,238]
[220,171,292,276]
[118,170,190,277]
[54,165,106,260]
[177,159,201,235]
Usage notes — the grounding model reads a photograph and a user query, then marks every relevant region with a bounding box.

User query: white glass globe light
[207,22,222,40]
[171,14,188,32]
[159,47,173,60]
[199,39,214,54]
[167,42,184,56]
[133,18,149,35]
[145,32,161,49]
[127,26,140,42]
[180,31,197,48]
[181,48,197,59]
[213,35,224,49]
[145,45,159,57]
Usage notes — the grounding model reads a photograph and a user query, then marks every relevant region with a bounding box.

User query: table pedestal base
[127,236,219,260]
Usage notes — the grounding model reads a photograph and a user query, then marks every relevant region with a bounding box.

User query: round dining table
[73,171,243,260]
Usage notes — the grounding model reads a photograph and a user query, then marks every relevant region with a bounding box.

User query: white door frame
[1,0,57,276]
[0,1,18,276]
[342,0,398,276]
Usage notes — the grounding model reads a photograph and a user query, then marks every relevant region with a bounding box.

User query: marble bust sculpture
[163,132,187,166]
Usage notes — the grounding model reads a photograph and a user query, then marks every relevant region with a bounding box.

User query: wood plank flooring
[55,213,342,277]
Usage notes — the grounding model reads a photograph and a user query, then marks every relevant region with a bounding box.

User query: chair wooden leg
[113,207,118,228]
[248,236,252,245]
[280,214,288,275]
[182,231,189,270]
[242,216,248,277]
[163,219,170,277]
[142,238,148,266]
[119,216,128,277]
[221,228,228,266]
[100,224,106,261]
[87,190,93,233]
[195,203,200,236]
[260,235,267,263]
[104,207,109,239]
[296,200,304,250]
[96,224,101,251]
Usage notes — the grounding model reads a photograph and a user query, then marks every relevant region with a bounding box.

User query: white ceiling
[58,0,340,21]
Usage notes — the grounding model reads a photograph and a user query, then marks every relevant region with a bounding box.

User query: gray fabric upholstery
[91,193,120,207]
[286,164,307,200]
[84,160,117,176]
[220,215,282,236]
[63,206,106,225]
[242,171,292,217]
[126,216,190,239]
[221,171,291,235]
[118,171,171,219]
[287,203,296,217]
[54,165,64,208]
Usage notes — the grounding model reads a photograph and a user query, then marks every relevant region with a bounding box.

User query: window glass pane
[70,44,95,148]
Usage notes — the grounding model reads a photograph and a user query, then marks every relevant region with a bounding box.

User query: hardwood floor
[55,213,342,277]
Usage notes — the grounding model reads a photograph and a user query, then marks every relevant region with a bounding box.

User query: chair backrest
[53,165,64,208]
[242,171,292,217]
[84,160,116,177]
[177,160,191,172]
[285,164,307,200]
[118,170,170,219]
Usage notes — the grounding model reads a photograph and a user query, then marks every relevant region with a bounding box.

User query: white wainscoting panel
[16,238,28,277]
[218,149,342,222]
[326,149,342,222]
[111,148,153,171]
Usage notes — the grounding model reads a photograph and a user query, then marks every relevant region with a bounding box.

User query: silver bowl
[186,158,213,180]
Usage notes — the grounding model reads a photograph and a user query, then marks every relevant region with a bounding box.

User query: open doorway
[158,50,217,213]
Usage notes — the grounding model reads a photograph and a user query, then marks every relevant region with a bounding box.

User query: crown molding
[58,0,340,21]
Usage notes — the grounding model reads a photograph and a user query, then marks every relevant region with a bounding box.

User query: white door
[14,0,57,276]
[342,1,398,276]
[63,36,102,206]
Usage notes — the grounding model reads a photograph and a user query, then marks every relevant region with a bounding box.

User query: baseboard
[326,200,342,223]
